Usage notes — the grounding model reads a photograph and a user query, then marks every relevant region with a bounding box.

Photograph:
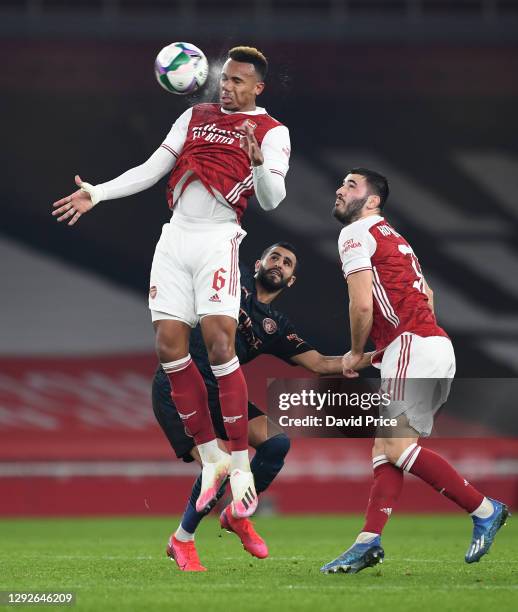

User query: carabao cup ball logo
[154,42,209,95]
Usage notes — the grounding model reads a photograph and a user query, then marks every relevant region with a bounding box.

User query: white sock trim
[198,439,221,464]
[231,450,250,472]
[395,443,421,472]
[211,356,240,378]
[175,525,194,542]
[471,497,494,519]
[162,354,192,374]
[355,532,380,544]
[404,446,421,471]
[373,454,390,469]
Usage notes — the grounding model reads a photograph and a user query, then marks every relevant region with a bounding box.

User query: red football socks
[399,443,484,513]
[162,355,216,445]
[362,455,404,534]
[211,357,248,452]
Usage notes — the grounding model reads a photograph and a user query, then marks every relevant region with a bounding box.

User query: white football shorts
[379,333,456,436]
[149,214,246,327]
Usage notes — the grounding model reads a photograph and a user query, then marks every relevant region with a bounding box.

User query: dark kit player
[153,243,344,571]
[321,168,509,574]
[52,47,291,518]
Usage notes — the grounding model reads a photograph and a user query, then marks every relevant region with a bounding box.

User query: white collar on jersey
[220,106,267,116]
[349,214,384,231]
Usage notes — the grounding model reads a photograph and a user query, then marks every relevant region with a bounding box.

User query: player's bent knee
[154,326,190,363]
[384,440,411,464]
[372,438,385,458]
[206,340,235,365]
[155,341,189,364]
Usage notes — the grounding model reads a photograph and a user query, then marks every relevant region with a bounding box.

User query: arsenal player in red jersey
[52,46,290,519]
[321,168,509,574]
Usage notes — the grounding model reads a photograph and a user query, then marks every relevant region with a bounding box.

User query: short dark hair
[228,46,268,81]
[348,167,389,210]
[260,241,298,272]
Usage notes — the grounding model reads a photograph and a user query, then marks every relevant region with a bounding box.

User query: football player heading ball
[52,46,291,520]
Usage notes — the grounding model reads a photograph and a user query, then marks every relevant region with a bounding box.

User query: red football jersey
[338,215,448,360]
[165,104,285,223]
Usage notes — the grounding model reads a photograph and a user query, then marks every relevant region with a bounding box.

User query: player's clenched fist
[238,120,264,167]
[52,175,98,226]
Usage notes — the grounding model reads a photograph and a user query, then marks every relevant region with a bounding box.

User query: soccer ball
[154,42,209,95]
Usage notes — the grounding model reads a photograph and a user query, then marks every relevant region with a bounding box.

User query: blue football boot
[465,498,509,563]
[320,537,384,574]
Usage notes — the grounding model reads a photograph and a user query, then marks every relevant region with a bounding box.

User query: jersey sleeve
[260,124,290,177]
[253,125,290,211]
[266,320,314,364]
[338,223,377,278]
[161,107,193,159]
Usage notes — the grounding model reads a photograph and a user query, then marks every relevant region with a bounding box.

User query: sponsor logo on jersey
[282,146,291,158]
[209,293,221,303]
[192,122,242,144]
[149,286,157,299]
[342,238,362,254]
[262,317,278,334]
[287,333,305,348]
[223,415,243,424]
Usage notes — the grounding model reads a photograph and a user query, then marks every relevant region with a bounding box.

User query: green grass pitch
[1,515,516,611]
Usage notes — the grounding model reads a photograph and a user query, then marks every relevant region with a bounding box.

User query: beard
[333,196,368,225]
[256,266,291,293]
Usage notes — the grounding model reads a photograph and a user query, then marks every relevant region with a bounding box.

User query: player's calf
[250,433,290,493]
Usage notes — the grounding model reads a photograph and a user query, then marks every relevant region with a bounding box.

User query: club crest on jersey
[209,293,221,303]
[149,286,157,299]
[262,318,277,334]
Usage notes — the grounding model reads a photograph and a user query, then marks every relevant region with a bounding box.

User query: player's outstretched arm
[51,108,190,227]
[290,351,343,375]
[342,350,375,375]
[290,350,375,376]
[51,147,177,227]
[52,175,97,226]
